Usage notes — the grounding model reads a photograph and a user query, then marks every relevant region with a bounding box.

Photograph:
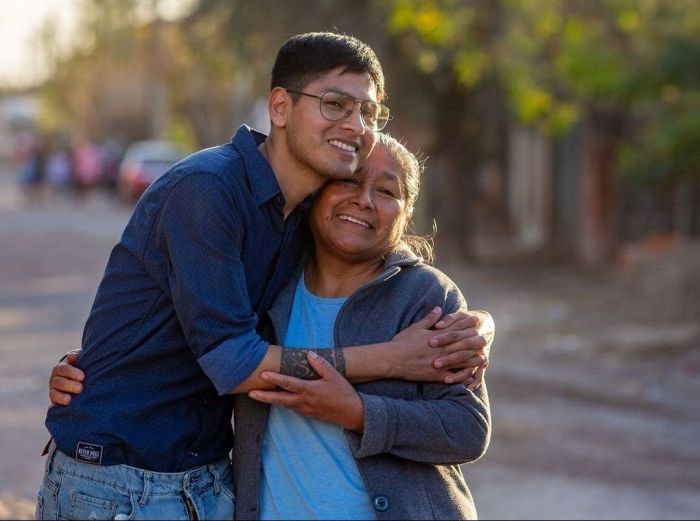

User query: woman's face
[309,145,411,263]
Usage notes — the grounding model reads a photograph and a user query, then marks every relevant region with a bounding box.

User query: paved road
[1,166,699,519]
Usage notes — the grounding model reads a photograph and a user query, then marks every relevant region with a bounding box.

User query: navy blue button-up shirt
[46,126,310,472]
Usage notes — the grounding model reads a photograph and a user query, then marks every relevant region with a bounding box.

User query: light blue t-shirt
[259,276,377,520]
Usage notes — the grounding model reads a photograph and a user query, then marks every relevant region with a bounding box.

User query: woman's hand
[248,352,364,432]
[48,349,85,406]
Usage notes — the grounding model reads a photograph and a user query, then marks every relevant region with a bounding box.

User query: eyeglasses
[286,89,390,132]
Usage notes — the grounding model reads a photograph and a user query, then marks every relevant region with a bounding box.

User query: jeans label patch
[75,442,103,464]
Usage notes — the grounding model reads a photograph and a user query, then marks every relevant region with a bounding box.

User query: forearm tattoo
[280,347,347,379]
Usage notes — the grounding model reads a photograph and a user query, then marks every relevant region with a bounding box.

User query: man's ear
[268,87,290,128]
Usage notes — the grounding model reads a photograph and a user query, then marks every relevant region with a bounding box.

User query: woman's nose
[351,186,374,208]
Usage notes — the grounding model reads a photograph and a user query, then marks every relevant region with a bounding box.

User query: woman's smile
[336,213,373,229]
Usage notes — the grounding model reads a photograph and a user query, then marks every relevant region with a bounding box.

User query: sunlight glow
[0,0,80,88]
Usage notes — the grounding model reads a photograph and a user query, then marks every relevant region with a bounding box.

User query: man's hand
[391,308,494,390]
[248,352,364,432]
[49,349,85,406]
[432,310,494,389]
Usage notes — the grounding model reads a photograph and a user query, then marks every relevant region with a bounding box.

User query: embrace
[40,32,494,520]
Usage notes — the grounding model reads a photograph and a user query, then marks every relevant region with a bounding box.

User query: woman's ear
[268,87,290,128]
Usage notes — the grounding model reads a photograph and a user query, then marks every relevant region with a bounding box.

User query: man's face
[283,68,379,181]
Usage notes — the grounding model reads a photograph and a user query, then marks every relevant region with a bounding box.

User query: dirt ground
[1,167,699,519]
[448,259,700,519]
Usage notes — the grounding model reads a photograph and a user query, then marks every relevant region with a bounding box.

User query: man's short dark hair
[271,32,386,102]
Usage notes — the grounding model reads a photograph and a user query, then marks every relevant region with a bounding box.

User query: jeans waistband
[47,441,230,496]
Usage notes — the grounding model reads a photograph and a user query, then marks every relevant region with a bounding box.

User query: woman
[232,133,490,520]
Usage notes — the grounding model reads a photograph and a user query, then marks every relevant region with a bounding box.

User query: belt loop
[139,472,152,506]
[209,464,221,495]
[45,440,58,475]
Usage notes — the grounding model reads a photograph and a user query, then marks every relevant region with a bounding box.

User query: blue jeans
[36,442,235,520]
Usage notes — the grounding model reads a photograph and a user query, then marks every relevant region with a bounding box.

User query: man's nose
[339,102,366,135]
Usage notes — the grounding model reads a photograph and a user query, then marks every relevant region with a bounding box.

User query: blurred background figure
[16,131,46,204]
[99,138,125,196]
[45,134,73,198]
[71,138,102,201]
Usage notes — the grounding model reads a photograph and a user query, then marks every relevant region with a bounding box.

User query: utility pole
[149,0,168,139]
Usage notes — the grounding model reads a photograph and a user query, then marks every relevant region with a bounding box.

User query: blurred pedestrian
[17,132,46,204]
[45,137,73,198]
[72,138,102,200]
[99,138,124,195]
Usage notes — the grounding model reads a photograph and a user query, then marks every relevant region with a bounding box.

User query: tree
[389,0,700,264]
[501,0,700,261]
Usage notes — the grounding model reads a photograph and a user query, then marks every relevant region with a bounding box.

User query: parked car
[117,140,183,202]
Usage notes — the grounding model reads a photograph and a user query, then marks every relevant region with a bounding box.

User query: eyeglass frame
[285,88,391,132]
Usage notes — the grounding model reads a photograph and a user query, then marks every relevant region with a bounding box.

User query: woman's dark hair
[271,32,386,102]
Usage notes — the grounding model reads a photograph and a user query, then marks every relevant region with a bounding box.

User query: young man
[39,32,493,520]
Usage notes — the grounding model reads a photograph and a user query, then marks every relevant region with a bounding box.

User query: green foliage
[167,116,197,154]
[389,0,462,46]
[619,98,700,186]
[388,0,491,84]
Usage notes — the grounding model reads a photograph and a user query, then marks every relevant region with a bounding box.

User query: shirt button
[372,495,389,512]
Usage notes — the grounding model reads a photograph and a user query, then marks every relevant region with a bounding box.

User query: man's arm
[230,306,491,393]
[47,308,494,404]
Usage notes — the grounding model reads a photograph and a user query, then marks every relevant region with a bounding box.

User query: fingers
[429,330,488,354]
[443,366,479,385]
[65,349,82,365]
[52,363,85,382]
[434,350,488,370]
[435,310,479,330]
[429,328,480,347]
[259,371,306,393]
[466,365,486,391]
[50,375,83,395]
[249,371,309,407]
[306,351,338,379]
[414,306,443,330]
[49,388,73,406]
[248,389,296,406]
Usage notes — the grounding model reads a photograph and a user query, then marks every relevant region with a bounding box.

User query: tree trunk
[430,74,480,260]
[578,110,625,267]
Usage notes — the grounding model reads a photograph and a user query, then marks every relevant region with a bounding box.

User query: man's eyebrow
[323,87,374,103]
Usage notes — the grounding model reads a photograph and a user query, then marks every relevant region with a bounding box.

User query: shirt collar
[230,125,283,207]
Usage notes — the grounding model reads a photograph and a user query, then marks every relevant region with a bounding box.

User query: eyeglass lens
[320,92,389,131]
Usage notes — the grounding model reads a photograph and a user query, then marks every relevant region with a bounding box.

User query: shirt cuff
[346,393,397,459]
[197,330,269,395]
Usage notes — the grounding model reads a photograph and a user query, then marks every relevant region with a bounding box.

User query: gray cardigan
[233,249,491,520]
